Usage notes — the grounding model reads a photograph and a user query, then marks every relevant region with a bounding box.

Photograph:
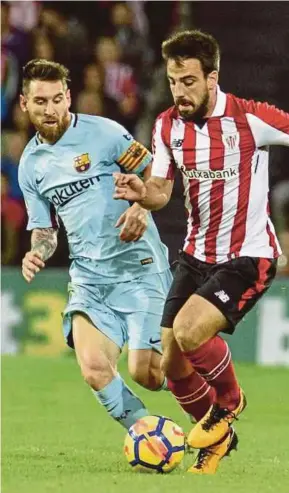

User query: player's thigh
[173,293,229,348]
[72,313,120,370]
[111,270,173,353]
[63,282,126,354]
[161,327,193,380]
[160,254,203,332]
[191,257,277,337]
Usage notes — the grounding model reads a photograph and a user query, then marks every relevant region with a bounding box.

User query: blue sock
[93,373,149,430]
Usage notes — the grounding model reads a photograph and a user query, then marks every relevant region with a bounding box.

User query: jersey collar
[211,86,227,117]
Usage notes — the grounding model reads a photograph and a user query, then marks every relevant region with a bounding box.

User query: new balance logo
[172,138,184,148]
[214,290,230,303]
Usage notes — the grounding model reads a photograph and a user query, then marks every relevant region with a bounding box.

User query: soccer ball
[124,415,185,473]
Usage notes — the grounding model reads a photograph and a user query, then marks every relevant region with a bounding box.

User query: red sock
[183,336,240,410]
[167,372,216,421]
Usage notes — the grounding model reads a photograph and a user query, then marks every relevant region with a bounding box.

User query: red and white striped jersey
[151,87,289,263]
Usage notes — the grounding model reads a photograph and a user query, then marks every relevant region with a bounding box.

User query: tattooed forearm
[31,228,58,261]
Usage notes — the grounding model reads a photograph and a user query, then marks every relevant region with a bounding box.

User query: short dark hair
[22,59,70,94]
[162,30,220,75]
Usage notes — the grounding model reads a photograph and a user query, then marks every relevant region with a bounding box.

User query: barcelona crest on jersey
[74,153,91,172]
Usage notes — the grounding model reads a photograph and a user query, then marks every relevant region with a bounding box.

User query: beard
[31,113,70,144]
[176,90,210,122]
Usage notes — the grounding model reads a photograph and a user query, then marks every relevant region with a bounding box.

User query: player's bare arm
[114,163,152,242]
[113,174,174,211]
[31,227,58,260]
[22,228,58,283]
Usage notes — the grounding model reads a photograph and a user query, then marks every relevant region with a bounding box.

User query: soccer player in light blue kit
[19,59,172,431]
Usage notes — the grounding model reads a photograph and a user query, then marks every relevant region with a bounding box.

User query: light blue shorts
[63,270,172,352]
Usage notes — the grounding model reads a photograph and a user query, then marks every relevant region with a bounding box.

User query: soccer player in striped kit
[114,29,289,473]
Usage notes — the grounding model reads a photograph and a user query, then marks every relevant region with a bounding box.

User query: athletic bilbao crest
[222,132,240,151]
[74,153,91,172]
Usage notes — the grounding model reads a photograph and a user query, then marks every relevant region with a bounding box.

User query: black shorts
[161,251,277,333]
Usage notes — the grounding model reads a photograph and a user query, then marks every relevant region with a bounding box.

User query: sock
[155,376,169,391]
[183,336,240,410]
[93,373,149,429]
[167,372,216,421]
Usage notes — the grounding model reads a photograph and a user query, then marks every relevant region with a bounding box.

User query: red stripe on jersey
[229,118,255,256]
[182,124,199,257]
[204,119,225,262]
[266,200,279,257]
[238,258,271,311]
[160,117,175,180]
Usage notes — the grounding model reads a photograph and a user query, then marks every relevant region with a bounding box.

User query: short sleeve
[245,101,289,147]
[18,163,58,231]
[151,116,176,179]
[110,121,152,175]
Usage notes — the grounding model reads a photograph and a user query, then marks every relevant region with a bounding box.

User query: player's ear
[19,94,28,112]
[66,89,72,109]
[207,71,218,91]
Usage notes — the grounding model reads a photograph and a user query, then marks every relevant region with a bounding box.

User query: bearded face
[167,58,217,122]
[20,80,71,144]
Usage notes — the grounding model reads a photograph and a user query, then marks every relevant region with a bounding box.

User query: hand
[113,173,146,202]
[115,205,148,242]
[22,251,45,283]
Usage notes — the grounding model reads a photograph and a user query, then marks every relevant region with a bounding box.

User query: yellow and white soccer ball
[124,415,185,473]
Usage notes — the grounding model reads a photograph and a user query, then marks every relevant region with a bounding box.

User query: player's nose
[44,100,56,116]
[173,82,185,98]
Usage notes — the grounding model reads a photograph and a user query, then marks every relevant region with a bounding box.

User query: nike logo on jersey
[36,176,45,185]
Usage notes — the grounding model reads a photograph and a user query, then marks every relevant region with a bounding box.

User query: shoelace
[202,405,238,431]
[194,447,217,469]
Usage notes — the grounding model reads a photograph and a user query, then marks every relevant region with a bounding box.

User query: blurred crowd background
[2,0,289,274]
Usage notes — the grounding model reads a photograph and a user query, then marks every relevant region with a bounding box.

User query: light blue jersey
[18,113,170,284]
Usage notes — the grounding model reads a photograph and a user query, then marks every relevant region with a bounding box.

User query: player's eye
[54,97,63,104]
[184,80,195,87]
[168,79,175,86]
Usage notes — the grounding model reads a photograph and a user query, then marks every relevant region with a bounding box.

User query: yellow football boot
[187,389,246,449]
[187,427,238,475]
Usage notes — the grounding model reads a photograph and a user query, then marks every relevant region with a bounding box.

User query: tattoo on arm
[31,228,58,261]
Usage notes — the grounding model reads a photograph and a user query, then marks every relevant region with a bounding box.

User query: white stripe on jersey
[192,125,213,261]
[170,120,194,245]
[239,149,281,257]
[215,118,240,262]
[152,118,172,177]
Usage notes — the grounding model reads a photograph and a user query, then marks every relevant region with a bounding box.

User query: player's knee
[173,317,203,352]
[80,358,113,391]
[130,366,161,391]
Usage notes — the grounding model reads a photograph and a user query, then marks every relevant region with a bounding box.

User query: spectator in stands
[32,33,54,61]
[75,92,104,116]
[1,1,31,67]
[93,35,139,132]
[37,7,89,78]
[110,1,153,85]
[1,48,19,125]
[1,131,26,264]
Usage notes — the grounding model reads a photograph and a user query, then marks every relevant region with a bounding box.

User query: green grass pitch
[2,355,289,493]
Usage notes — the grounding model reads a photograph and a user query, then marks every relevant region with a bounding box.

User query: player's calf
[128,349,167,391]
